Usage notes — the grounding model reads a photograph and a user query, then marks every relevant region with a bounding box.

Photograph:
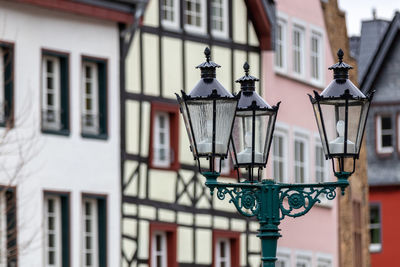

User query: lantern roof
[187,47,234,98]
[236,63,275,110]
[320,49,366,99]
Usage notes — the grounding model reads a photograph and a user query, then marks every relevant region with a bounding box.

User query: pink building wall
[262,0,338,266]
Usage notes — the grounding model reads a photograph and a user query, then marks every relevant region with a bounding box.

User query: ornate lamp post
[176,48,373,267]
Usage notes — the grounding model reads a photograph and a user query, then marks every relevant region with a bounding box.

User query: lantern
[176,47,239,172]
[230,62,280,181]
[309,49,374,173]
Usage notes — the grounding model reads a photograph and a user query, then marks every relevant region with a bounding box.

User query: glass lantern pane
[262,112,276,164]
[215,99,237,155]
[347,102,362,154]
[180,101,197,157]
[355,100,370,153]
[186,99,213,156]
[313,102,328,156]
[317,103,337,156]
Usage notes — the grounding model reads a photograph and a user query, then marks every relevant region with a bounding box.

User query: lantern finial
[337,48,344,63]
[204,47,211,62]
[244,62,250,76]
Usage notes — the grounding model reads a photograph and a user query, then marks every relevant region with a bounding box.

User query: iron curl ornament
[215,185,260,217]
[278,185,337,219]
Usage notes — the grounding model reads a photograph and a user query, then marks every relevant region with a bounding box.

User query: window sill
[42,128,70,136]
[376,149,393,158]
[81,133,108,140]
[369,244,382,253]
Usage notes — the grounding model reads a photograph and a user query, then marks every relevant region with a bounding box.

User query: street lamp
[176,48,373,267]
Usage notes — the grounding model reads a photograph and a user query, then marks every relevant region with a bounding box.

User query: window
[81,57,108,139]
[292,26,305,76]
[149,223,177,267]
[0,43,14,127]
[150,102,180,170]
[0,189,17,267]
[276,251,290,267]
[275,19,287,71]
[310,32,322,83]
[161,0,179,29]
[213,230,240,267]
[273,131,288,183]
[82,195,107,267]
[369,204,381,252]
[315,144,326,183]
[184,0,206,34]
[44,192,70,267]
[317,257,332,267]
[215,238,230,267]
[294,136,308,183]
[376,115,393,154]
[295,254,311,267]
[42,51,69,135]
[211,0,228,38]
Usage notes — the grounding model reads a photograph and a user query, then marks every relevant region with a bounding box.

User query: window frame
[215,238,231,267]
[43,191,70,267]
[149,222,178,267]
[310,30,323,85]
[149,102,180,171]
[41,49,70,136]
[292,24,305,77]
[376,114,393,155]
[153,111,171,168]
[0,41,14,127]
[274,17,287,73]
[295,251,312,267]
[272,128,288,183]
[293,133,309,183]
[184,0,207,35]
[210,0,229,39]
[315,138,328,183]
[160,0,180,30]
[81,193,107,267]
[369,202,382,253]
[316,253,333,267]
[397,112,400,155]
[81,56,108,140]
[212,230,240,267]
[81,61,100,136]
[276,248,291,267]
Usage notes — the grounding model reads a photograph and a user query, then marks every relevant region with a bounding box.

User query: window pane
[47,77,53,90]
[381,117,391,130]
[382,134,392,147]
[48,199,54,213]
[47,60,53,73]
[49,251,55,265]
[86,253,92,266]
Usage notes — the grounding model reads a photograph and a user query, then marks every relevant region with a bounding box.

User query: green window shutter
[98,61,107,137]
[5,190,17,266]
[3,47,13,125]
[97,198,107,267]
[61,196,70,267]
[60,56,69,132]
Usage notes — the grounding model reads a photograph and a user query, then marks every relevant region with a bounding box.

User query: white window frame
[376,115,393,154]
[0,192,6,267]
[184,0,207,35]
[292,24,305,77]
[315,140,328,183]
[276,248,291,267]
[82,61,100,135]
[151,231,167,267]
[272,128,288,183]
[295,251,312,267]
[42,55,61,131]
[294,133,309,183]
[274,17,287,73]
[82,198,99,267]
[161,0,180,30]
[316,253,333,267]
[210,0,229,39]
[0,47,4,123]
[215,238,231,267]
[153,112,171,167]
[369,204,382,252]
[398,114,400,154]
[310,30,323,85]
[44,196,62,267]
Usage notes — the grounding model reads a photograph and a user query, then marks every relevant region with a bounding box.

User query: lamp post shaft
[258,181,281,267]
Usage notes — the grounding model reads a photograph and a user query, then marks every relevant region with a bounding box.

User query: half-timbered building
[121,1,275,266]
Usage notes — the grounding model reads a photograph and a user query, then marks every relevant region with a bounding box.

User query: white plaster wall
[0,2,120,266]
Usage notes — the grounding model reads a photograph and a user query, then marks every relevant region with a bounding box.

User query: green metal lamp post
[176,48,373,267]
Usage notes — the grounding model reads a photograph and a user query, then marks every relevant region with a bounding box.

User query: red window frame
[212,229,240,267]
[149,222,178,267]
[149,101,180,171]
